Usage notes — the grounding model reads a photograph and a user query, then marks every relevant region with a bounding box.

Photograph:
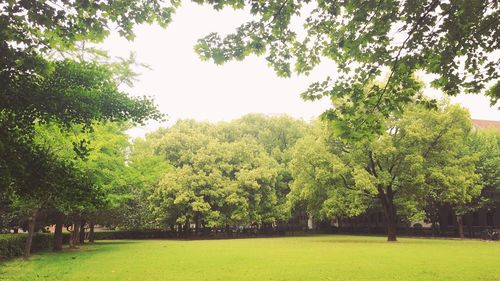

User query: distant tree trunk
[79,219,86,244]
[380,189,397,242]
[13,228,18,234]
[53,213,64,251]
[456,215,464,239]
[195,214,200,234]
[466,214,473,238]
[88,223,95,243]
[183,220,190,236]
[23,209,40,260]
[69,221,81,248]
[176,223,182,237]
[67,225,74,248]
[430,220,437,237]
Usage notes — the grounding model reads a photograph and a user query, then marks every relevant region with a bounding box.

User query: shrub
[93,230,175,240]
[0,233,70,260]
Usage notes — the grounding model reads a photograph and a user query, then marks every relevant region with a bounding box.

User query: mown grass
[1,235,499,281]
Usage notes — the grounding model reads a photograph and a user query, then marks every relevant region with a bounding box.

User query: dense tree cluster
[148,115,306,233]
[136,107,497,242]
[0,0,172,258]
[2,106,499,254]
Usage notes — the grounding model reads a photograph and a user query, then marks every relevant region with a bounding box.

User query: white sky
[99,2,499,137]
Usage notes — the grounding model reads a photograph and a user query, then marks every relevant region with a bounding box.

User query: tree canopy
[194,0,499,139]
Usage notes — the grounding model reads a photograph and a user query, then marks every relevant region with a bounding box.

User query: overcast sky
[99,2,499,137]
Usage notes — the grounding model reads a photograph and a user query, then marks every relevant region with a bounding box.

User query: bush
[0,233,70,260]
[93,230,175,240]
[413,223,423,229]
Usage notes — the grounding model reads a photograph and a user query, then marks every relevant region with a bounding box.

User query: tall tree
[151,120,282,232]
[1,1,170,193]
[290,102,474,241]
[289,122,369,224]
[118,131,172,230]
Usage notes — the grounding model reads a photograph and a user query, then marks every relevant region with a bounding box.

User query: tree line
[142,107,499,242]
[6,104,498,246]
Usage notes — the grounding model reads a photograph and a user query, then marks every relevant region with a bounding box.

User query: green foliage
[194,0,499,139]
[118,132,172,229]
[152,136,280,228]
[468,130,500,191]
[288,102,479,239]
[289,123,369,220]
[147,114,307,229]
[1,0,169,195]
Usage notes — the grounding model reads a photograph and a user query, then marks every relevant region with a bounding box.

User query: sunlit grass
[1,235,499,281]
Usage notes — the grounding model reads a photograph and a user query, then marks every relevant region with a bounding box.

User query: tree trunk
[70,221,80,248]
[380,194,398,242]
[88,223,95,243]
[466,214,473,238]
[456,215,464,239]
[183,220,190,236]
[79,219,86,244]
[195,214,200,234]
[53,213,64,251]
[386,216,397,241]
[23,209,40,260]
[176,223,182,237]
[67,225,74,249]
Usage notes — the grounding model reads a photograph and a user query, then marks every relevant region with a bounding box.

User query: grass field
[1,235,499,281]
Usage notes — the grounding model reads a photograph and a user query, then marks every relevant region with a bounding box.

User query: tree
[425,142,482,238]
[150,120,282,232]
[1,1,169,193]
[2,0,175,249]
[289,122,369,225]
[469,130,500,193]
[34,122,146,244]
[289,102,474,241]
[217,114,307,221]
[119,132,172,230]
[6,147,96,259]
[194,0,499,139]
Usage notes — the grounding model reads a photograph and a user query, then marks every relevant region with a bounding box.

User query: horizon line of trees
[3,103,498,249]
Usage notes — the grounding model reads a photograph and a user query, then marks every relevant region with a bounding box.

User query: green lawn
[1,235,499,281]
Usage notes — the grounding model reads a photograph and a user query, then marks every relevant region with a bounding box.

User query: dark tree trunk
[195,214,200,234]
[466,214,473,238]
[23,209,40,260]
[380,191,398,242]
[177,223,182,237]
[457,215,464,239]
[431,220,437,237]
[67,225,74,248]
[88,223,95,243]
[53,213,64,251]
[183,220,190,236]
[70,221,81,248]
[79,219,86,244]
[13,228,18,234]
